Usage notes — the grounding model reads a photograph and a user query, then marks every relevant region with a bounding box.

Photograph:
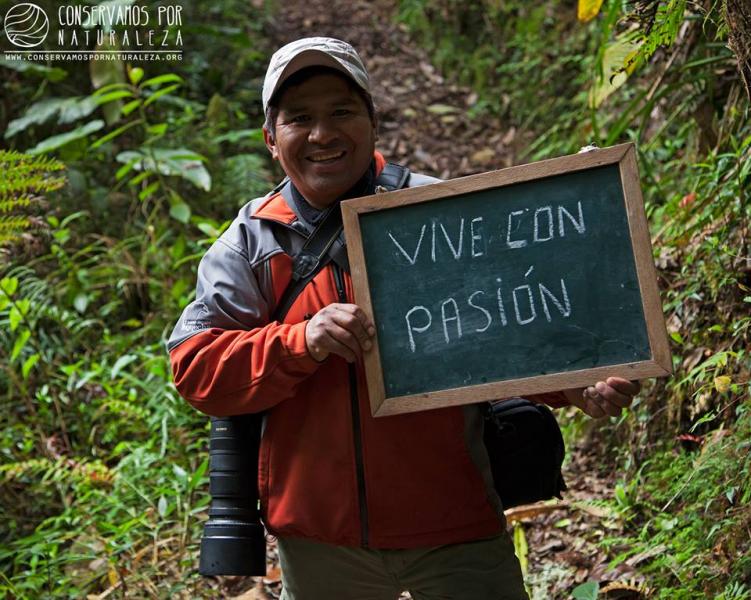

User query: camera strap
[272,163,410,322]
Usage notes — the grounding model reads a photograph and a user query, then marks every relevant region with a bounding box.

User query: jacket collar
[253,151,387,226]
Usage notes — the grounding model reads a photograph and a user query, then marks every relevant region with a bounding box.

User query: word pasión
[404,268,572,352]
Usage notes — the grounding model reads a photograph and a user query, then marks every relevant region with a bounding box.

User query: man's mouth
[307,150,345,163]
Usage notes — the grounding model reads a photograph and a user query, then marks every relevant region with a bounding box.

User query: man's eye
[290,115,309,123]
[333,109,351,117]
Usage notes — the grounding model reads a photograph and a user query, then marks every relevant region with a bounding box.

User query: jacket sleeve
[167,236,320,417]
[529,392,570,409]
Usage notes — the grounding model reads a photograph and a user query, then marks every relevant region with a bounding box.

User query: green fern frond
[95,398,150,421]
[2,265,102,334]
[0,215,32,231]
[0,149,65,172]
[0,149,65,248]
[0,149,27,163]
[0,172,65,195]
[0,457,52,481]
[0,197,33,213]
[0,456,115,488]
[627,0,689,61]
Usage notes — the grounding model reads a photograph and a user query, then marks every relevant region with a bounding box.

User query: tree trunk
[725,0,751,100]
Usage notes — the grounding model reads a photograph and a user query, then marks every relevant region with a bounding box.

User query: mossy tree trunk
[725,0,751,100]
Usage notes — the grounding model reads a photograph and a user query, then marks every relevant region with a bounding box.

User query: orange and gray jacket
[168,151,568,548]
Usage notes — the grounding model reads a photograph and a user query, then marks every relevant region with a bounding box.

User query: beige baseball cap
[262,37,371,112]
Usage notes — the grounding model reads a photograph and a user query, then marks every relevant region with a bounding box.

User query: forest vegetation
[1,0,749,598]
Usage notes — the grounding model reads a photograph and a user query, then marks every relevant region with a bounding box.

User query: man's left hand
[564,377,641,418]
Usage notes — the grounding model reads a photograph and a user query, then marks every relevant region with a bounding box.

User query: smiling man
[169,37,640,599]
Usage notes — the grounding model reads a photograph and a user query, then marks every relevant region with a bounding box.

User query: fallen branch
[504,500,569,523]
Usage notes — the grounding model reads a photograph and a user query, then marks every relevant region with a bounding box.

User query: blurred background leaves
[1,0,749,597]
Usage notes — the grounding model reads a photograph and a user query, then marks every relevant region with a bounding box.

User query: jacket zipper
[332,263,369,547]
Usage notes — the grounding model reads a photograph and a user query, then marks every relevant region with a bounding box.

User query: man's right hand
[305,303,376,363]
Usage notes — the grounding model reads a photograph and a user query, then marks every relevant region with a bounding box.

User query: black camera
[198,414,267,576]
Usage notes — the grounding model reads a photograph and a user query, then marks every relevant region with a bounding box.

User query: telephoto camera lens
[199,414,267,576]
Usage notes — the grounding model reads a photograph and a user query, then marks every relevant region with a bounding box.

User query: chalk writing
[388,225,426,266]
[386,200,586,353]
[403,269,574,353]
[386,201,586,266]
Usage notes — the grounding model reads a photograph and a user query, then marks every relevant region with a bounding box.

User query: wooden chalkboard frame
[341,143,672,417]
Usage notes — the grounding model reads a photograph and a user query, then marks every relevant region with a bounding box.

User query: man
[169,37,640,599]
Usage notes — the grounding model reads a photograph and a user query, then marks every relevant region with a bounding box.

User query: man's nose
[308,118,337,145]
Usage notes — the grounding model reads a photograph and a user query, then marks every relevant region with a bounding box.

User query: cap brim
[267,50,362,106]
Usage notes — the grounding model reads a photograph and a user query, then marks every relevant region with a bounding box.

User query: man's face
[264,73,376,209]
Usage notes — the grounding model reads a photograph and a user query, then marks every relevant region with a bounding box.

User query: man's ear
[263,127,278,160]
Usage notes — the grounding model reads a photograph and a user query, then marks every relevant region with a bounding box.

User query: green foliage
[0,57,68,81]
[0,0,274,596]
[27,120,106,156]
[603,403,751,598]
[572,580,600,600]
[4,97,100,140]
[0,0,746,595]
[629,0,690,61]
[0,151,65,249]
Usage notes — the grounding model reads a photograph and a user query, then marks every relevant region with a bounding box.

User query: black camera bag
[483,397,567,509]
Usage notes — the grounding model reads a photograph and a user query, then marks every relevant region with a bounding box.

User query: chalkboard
[341,143,671,417]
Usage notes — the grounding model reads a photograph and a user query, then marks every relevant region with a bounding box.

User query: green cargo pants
[277,533,529,600]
